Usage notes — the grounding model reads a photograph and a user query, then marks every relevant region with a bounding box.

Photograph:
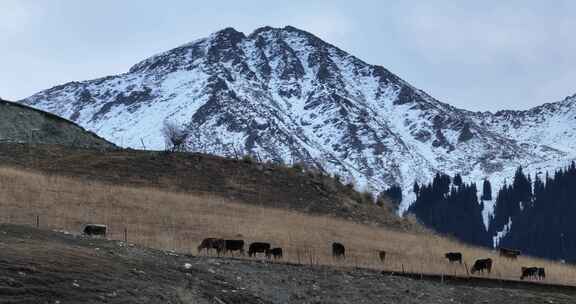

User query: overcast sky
[2,0,575,111]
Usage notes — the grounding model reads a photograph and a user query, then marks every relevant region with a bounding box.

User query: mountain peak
[21,26,576,216]
[209,25,316,43]
[249,26,276,36]
[210,27,246,43]
[127,25,335,76]
[249,25,308,35]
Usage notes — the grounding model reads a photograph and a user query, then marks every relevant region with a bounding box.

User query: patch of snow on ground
[493,217,513,248]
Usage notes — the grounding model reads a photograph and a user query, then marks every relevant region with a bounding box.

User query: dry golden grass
[1,166,575,285]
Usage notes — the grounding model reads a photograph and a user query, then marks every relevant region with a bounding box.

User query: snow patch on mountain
[493,217,513,248]
[21,26,576,216]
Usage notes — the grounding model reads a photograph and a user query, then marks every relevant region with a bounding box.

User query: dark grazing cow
[224,240,245,256]
[379,251,386,263]
[82,224,107,237]
[332,242,345,259]
[520,267,539,280]
[248,242,271,257]
[499,248,521,259]
[265,247,283,260]
[445,252,463,264]
[197,238,225,255]
[538,267,546,280]
[471,258,492,274]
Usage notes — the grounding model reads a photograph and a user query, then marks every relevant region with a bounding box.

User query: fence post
[420,263,424,280]
[36,215,39,228]
[124,227,128,243]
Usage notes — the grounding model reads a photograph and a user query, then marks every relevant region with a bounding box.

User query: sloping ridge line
[0,98,113,146]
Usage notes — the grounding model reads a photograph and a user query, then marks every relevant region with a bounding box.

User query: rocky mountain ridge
[21,26,576,213]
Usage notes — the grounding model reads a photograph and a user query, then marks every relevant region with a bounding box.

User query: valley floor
[0,224,574,304]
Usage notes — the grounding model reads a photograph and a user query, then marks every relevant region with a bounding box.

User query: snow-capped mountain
[21,26,576,212]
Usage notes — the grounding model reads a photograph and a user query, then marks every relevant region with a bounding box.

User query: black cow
[471,258,492,274]
[520,267,539,280]
[379,251,386,263]
[224,240,245,256]
[538,267,546,280]
[197,238,225,255]
[332,242,345,259]
[265,247,283,260]
[82,224,107,237]
[248,242,271,257]
[445,252,462,264]
[499,248,521,259]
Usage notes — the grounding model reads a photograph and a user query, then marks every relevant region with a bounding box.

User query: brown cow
[248,242,271,257]
[265,248,283,260]
[445,252,462,264]
[520,267,538,280]
[379,251,386,263]
[197,238,225,255]
[332,242,345,259]
[224,240,245,256]
[499,248,521,259]
[471,258,492,274]
[538,267,546,280]
[82,224,107,237]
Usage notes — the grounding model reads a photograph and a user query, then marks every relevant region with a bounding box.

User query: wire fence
[1,171,576,287]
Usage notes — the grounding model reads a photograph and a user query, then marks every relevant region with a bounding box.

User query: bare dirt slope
[1,224,575,304]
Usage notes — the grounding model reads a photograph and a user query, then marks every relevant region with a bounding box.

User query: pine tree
[512,166,532,204]
[413,181,420,197]
[490,166,532,237]
[481,179,492,201]
[453,173,463,187]
[408,173,489,247]
[410,164,576,260]
[533,174,545,201]
[383,185,402,207]
[499,164,576,260]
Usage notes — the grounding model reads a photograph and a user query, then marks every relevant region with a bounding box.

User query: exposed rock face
[20,26,576,212]
[0,98,113,148]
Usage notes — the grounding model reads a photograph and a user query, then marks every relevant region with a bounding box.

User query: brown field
[0,143,416,230]
[1,166,575,286]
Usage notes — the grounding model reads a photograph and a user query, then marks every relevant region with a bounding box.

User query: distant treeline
[407,162,576,262]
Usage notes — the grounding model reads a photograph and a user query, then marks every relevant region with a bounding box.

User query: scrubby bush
[242,154,254,164]
[161,120,189,152]
[292,162,305,172]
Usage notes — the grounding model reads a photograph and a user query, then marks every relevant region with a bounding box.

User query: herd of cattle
[444,247,546,280]
[79,224,549,281]
[198,238,283,259]
[199,238,547,281]
[197,239,361,262]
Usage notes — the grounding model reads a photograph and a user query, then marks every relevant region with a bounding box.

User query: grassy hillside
[2,224,575,304]
[1,166,575,286]
[0,143,415,229]
[0,98,113,148]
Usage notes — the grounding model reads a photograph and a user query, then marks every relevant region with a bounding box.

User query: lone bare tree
[161,120,189,152]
